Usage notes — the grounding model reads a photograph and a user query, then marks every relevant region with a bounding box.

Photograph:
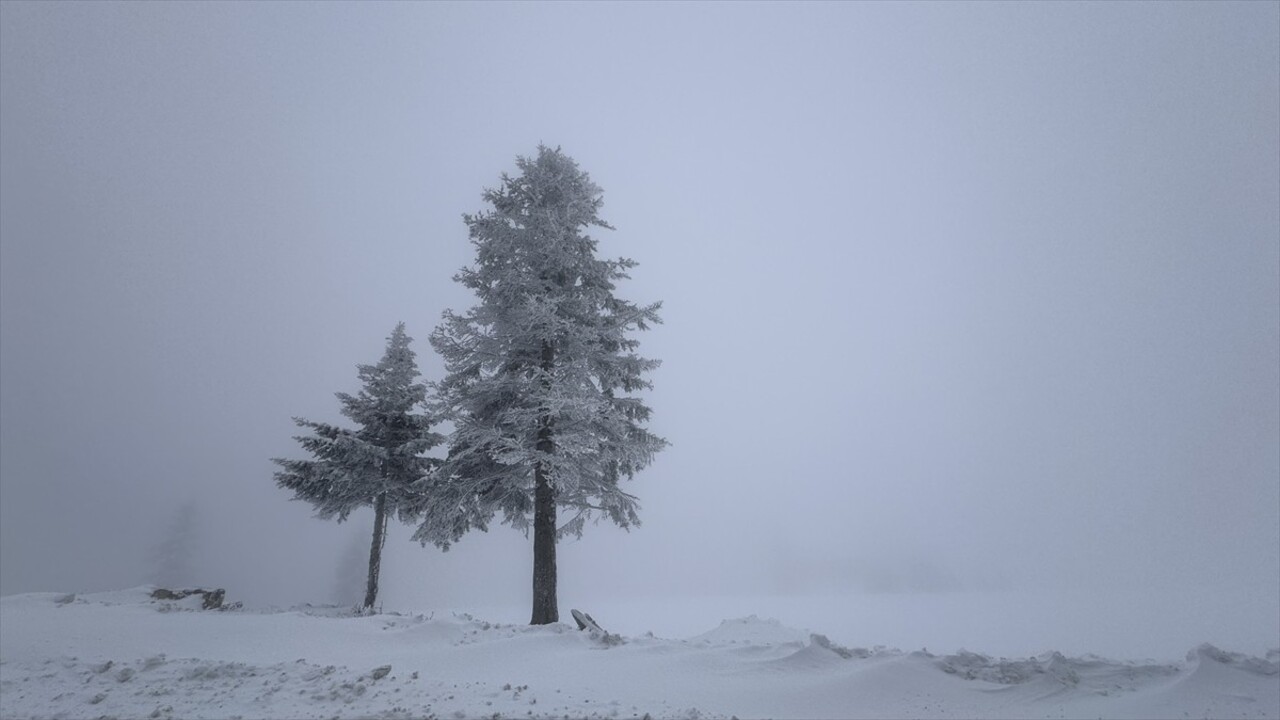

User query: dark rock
[150,587,226,610]
[201,589,224,610]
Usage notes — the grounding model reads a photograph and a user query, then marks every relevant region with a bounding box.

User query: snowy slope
[1,588,1276,720]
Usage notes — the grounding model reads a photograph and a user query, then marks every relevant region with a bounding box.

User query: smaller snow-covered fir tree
[274,323,442,611]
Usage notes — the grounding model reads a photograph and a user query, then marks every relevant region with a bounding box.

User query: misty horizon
[1,1,1276,661]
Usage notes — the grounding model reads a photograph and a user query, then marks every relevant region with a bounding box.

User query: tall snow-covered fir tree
[274,323,442,611]
[413,146,665,625]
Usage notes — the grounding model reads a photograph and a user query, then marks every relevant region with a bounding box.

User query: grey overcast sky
[2,1,1277,656]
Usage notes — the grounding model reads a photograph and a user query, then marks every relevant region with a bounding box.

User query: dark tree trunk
[364,492,388,611]
[530,457,558,624]
[531,340,558,625]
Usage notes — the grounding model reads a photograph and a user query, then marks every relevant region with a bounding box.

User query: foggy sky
[2,2,1277,656]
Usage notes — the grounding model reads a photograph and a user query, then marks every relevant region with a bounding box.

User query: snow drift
[1,588,1276,719]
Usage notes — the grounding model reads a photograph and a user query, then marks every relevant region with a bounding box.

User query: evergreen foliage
[274,323,442,610]
[412,146,665,623]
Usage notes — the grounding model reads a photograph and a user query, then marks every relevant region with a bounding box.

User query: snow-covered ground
[1,588,1276,720]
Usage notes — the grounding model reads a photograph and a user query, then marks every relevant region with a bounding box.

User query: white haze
[1,2,1277,660]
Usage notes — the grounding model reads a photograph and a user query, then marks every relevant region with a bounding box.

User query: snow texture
[2,587,1276,720]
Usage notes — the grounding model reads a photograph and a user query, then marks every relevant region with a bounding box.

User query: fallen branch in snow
[571,608,625,647]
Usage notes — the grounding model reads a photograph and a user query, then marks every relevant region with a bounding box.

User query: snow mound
[80,586,171,606]
[286,603,366,618]
[2,587,159,609]
[936,649,1092,686]
[689,615,809,647]
[808,632,877,659]
[29,586,231,613]
[1188,643,1280,676]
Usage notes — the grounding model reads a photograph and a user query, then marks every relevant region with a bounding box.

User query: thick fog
[2,2,1277,659]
